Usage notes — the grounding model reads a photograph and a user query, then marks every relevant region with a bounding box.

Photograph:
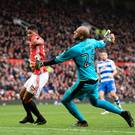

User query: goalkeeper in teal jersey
[36,26,134,127]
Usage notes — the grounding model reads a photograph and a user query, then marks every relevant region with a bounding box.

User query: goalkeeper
[36,26,134,127]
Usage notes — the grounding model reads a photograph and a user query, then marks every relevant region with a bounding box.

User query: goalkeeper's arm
[103,33,115,44]
[35,58,57,69]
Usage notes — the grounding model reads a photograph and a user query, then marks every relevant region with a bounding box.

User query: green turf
[0,103,135,135]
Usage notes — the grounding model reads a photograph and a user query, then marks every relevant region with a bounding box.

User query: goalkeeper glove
[104,33,115,43]
[35,60,44,69]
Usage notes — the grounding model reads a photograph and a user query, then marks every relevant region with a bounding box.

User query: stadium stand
[0,0,135,101]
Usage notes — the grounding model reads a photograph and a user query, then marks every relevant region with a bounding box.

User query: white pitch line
[0,127,134,134]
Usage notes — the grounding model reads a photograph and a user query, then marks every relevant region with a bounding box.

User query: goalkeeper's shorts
[24,72,49,98]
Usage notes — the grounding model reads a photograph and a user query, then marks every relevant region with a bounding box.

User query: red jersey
[28,33,47,75]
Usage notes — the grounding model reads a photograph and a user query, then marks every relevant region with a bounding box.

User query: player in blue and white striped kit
[97,52,122,115]
[36,26,134,127]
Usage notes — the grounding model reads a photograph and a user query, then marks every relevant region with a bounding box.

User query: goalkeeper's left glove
[104,33,115,43]
[105,34,115,43]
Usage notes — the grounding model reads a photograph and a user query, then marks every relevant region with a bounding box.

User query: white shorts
[24,72,49,98]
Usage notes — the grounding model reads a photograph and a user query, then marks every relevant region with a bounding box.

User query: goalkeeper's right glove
[35,60,44,69]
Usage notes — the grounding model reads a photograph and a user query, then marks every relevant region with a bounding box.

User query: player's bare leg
[23,87,47,125]
[109,91,122,109]
[99,91,109,115]
[19,87,34,124]
[99,91,105,100]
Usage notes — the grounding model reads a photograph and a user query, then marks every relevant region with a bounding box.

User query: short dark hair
[27,25,38,32]
[100,50,107,54]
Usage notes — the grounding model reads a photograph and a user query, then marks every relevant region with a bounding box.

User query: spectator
[0,0,134,101]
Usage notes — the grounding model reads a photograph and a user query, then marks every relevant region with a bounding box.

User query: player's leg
[109,91,122,109]
[33,72,49,124]
[107,81,122,109]
[61,81,88,127]
[23,89,46,125]
[22,74,46,125]
[99,90,110,115]
[89,82,122,114]
[88,82,134,127]
[99,91,105,100]
[19,87,34,124]
[99,83,109,114]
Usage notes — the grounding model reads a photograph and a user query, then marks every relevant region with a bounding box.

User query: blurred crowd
[0,0,135,101]
[0,60,77,102]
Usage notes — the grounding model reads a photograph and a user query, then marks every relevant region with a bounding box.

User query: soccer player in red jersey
[19,25,49,125]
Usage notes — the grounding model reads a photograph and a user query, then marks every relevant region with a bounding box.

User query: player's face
[100,53,108,60]
[27,29,36,37]
[73,26,89,40]
[73,28,80,39]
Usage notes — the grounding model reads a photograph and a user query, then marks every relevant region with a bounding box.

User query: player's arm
[103,33,115,45]
[97,73,101,82]
[37,46,77,66]
[96,62,101,81]
[109,61,117,78]
[109,69,117,78]
[26,40,31,45]
[116,66,124,73]
[111,61,117,76]
[94,33,115,48]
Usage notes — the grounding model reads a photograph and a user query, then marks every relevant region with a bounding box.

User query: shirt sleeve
[94,40,106,48]
[55,46,78,63]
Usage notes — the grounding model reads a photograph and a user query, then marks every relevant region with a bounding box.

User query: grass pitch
[0,103,135,135]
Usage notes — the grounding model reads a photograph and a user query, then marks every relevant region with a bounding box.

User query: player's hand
[103,29,115,43]
[105,33,115,43]
[110,33,115,43]
[108,74,114,78]
[26,40,31,45]
[30,85,36,95]
[98,75,101,81]
[35,60,44,69]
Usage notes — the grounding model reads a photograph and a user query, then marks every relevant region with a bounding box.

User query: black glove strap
[43,59,57,66]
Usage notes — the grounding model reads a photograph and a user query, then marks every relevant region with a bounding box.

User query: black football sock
[22,101,32,117]
[28,100,43,118]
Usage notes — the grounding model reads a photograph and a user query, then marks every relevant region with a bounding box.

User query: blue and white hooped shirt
[96,59,116,82]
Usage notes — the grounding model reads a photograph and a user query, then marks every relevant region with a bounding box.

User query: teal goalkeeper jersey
[55,38,106,81]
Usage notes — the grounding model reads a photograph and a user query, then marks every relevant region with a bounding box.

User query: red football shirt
[28,33,47,75]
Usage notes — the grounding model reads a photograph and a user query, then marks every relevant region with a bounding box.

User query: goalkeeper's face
[73,26,89,40]
[73,28,80,40]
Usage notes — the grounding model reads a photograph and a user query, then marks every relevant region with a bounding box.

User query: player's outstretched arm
[36,46,77,68]
[35,58,57,68]
[43,59,57,66]
[94,32,115,48]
